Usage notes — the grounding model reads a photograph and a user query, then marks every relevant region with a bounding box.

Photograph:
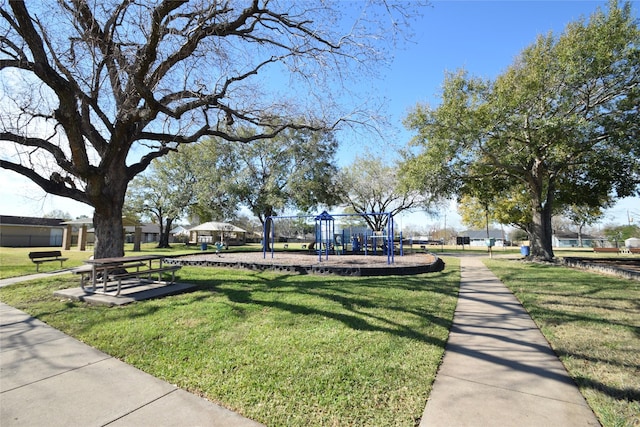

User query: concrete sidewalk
[419,256,600,426]
[0,269,74,288]
[0,302,263,427]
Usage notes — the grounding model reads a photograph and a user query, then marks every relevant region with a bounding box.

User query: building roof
[625,237,640,247]
[171,225,190,235]
[0,215,65,227]
[189,221,247,233]
[123,223,161,233]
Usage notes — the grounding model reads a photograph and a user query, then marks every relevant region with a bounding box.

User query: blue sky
[352,0,616,153]
[1,0,637,229]
[343,0,639,230]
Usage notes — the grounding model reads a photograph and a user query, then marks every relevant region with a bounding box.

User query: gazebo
[188,221,247,246]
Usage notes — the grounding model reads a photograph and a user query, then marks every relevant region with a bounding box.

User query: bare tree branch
[0,0,422,257]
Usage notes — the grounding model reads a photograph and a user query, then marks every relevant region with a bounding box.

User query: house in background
[124,223,161,244]
[552,232,604,248]
[458,229,508,247]
[0,215,66,247]
[171,225,191,243]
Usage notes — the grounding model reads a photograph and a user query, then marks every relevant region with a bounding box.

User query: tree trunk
[262,217,272,251]
[90,174,128,259]
[158,218,173,248]
[578,224,584,248]
[93,203,125,259]
[529,202,554,261]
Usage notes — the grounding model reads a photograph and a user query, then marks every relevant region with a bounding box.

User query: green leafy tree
[457,194,496,238]
[563,205,607,247]
[182,142,240,223]
[193,126,341,248]
[603,224,640,246]
[402,1,640,260]
[126,152,196,248]
[0,1,419,258]
[457,185,537,235]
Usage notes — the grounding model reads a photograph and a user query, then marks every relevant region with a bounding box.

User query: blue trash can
[520,245,530,256]
[201,242,208,251]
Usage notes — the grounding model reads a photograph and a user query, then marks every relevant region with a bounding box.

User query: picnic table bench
[29,251,69,272]
[73,262,146,288]
[79,255,181,296]
[109,265,181,295]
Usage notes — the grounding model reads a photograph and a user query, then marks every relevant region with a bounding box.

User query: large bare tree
[339,153,434,232]
[0,0,419,257]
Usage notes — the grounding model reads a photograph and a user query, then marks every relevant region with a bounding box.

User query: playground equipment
[263,210,398,264]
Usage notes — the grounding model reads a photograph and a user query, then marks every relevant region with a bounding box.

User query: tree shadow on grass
[574,375,640,403]
[183,268,459,348]
[487,261,640,407]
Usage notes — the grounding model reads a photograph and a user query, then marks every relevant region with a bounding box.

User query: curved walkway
[419,255,599,426]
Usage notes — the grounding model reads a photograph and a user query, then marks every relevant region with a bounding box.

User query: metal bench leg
[116,278,123,296]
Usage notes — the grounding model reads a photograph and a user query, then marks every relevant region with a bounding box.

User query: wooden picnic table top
[84,254,166,266]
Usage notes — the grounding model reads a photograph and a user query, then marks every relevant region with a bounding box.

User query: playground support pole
[389,214,396,264]
[262,220,266,259]
[271,217,275,259]
[387,213,392,265]
[392,214,395,263]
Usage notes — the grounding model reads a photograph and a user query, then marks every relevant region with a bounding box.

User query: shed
[188,221,247,246]
[0,215,66,247]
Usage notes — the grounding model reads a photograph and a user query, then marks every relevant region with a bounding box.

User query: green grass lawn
[0,243,243,279]
[484,259,640,427]
[0,256,460,426]
[4,243,637,426]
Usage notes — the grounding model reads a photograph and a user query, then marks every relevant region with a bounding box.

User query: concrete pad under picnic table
[53,281,196,306]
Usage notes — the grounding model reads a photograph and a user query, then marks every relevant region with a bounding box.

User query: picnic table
[78,254,180,296]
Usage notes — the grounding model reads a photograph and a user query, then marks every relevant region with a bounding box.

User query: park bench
[629,248,640,254]
[592,247,621,254]
[28,251,69,272]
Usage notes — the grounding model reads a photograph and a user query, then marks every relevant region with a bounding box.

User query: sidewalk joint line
[0,354,112,394]
[101,388,178,426]
[438,372,591,407]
